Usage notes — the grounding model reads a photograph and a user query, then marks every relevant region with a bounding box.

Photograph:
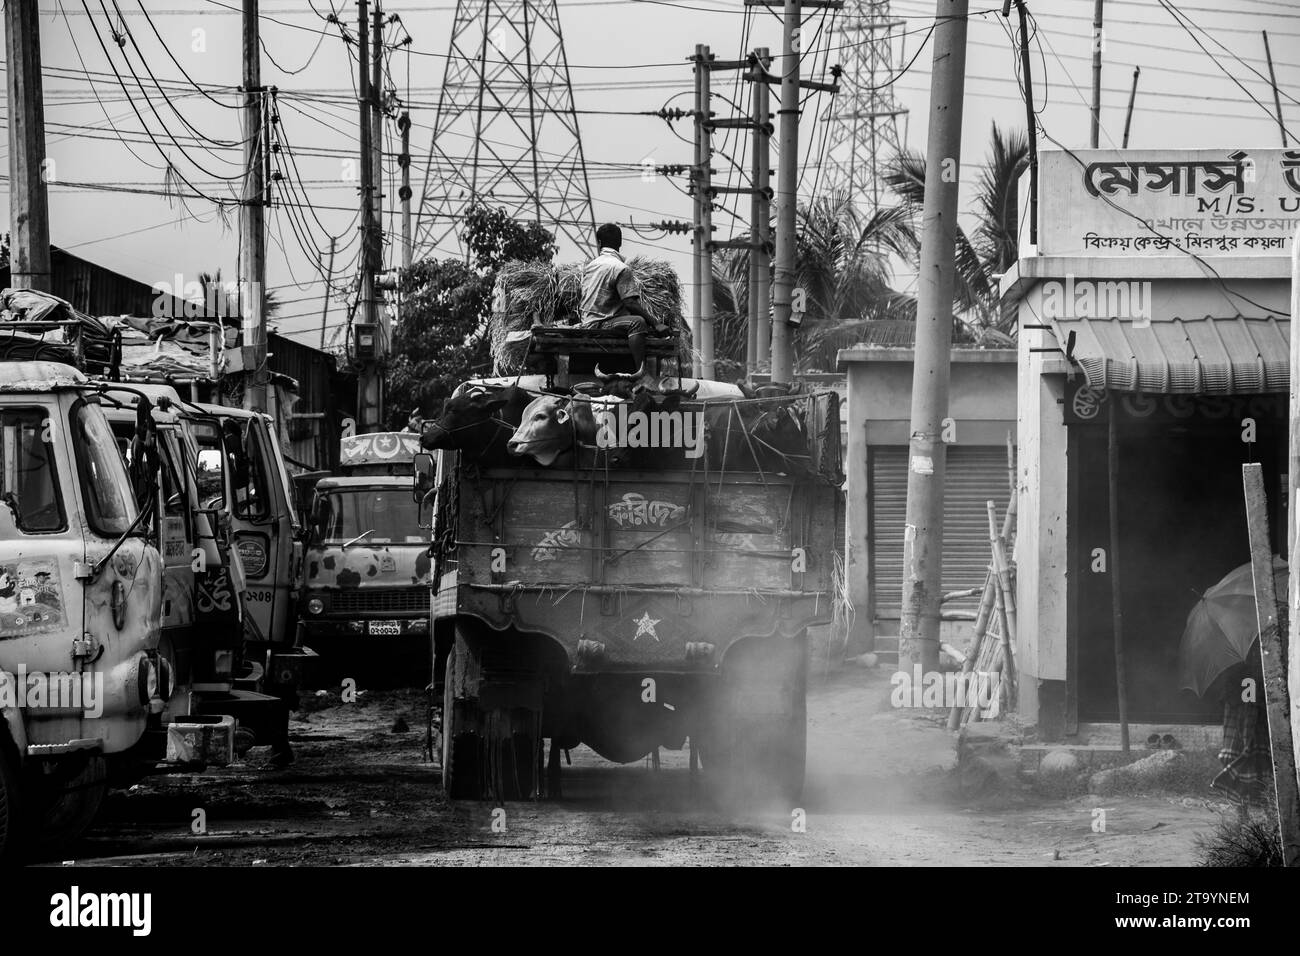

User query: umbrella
[1178,557,1286,698]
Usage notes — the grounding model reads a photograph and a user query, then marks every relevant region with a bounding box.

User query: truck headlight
[307,597,325,615]
[137,657,154,707]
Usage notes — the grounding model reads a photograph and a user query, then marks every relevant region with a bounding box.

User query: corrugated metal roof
[1048,314,1290,394]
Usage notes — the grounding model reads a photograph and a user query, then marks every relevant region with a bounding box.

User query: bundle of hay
[488,260,557,374]
[488,256,691,374]
[624,256,685,333]
[553,262,583,321]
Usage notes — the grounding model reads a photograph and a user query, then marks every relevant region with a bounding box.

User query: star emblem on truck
[633,612,660,642]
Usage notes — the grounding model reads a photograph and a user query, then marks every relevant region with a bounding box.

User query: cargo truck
[417,328,844,802]
[299,432,431,683]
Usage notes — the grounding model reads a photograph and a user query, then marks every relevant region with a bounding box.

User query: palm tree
[883,122,1027,343]
[711,187,919,374]
[793,192,918,369]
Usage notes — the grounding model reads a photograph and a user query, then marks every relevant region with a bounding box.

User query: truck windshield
[72,403,135,537]
[315,489,422,544]
[0,408,65,533]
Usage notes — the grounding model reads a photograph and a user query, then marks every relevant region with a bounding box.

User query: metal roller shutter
[870,446,1014,618]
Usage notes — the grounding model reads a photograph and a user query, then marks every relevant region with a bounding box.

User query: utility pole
[769,0,801,386]
[371,4,390,381]
[357,0,381,431]
[747,0,840,383]
[5,0,52,292]
[242,0,268,412]
[1289,223,1300,817]
[399,111,413,270]
[1264,31,1288,148]
[318,237,337,350]
[372,5,385,249]
[898,0,969,672]
[749,48,772,376]
[1009,0,1036,244]
[1122,66,1139,149]
[692,45,715,380]
[1090,0,1103,149]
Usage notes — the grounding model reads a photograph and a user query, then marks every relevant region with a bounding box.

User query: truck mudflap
[268,648,317,692]
[192,689,288,751]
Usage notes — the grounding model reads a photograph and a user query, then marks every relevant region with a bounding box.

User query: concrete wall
[837,348,1017,651]
[1014,325,1070,735]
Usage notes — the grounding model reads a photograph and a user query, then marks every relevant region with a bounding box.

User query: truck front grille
[329,586,430,615]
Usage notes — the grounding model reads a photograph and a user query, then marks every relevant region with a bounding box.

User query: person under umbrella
[1177,558,1281,818]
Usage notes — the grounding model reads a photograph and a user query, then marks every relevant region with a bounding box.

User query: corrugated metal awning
[1048,314,1289,393]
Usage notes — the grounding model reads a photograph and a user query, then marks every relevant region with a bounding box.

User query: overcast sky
[4,0,1298,347]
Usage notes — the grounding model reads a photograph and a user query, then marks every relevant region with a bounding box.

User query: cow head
[507,394,575,466]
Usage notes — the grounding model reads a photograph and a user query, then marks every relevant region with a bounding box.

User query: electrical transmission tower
[414,0,596,257]
[822,0,908,212]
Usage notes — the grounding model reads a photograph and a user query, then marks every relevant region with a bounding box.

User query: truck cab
[100,386,293,760]
[0,361,168,859]
[300,432,431,682]
[193,403,313,707]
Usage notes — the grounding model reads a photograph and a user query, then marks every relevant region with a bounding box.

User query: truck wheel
[442,646,483,800]
[441,634,541,801]
[709,636,808,807]
[29,754,108,854]
[0,740,20,862]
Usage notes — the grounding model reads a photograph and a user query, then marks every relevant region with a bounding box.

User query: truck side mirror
[413,453,435,503]
[413,452,436,531]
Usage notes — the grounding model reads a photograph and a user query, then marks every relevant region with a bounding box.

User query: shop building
[1002,148,1294,741]
[836,347,1017,660]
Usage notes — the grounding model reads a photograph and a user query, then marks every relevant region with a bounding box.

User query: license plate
[368,620,401,635]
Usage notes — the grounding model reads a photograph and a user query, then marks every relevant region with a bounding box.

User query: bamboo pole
[947,567,996,731]
[1242,462,1300,866]
[987,502,1019,671]
[1108,399,1129,752]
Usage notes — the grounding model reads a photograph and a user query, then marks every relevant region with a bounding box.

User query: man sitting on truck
[579,223,669,375]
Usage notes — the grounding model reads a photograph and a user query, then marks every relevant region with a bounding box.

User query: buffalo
[703,398,810,475]
[420,384,532,466]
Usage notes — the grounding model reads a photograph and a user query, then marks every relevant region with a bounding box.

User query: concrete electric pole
[241,0,268,412]
[748,48,772,376]
[356,0,382,431]
[5,0,52,293]
[693,44,715,380]
[898,0,969,671]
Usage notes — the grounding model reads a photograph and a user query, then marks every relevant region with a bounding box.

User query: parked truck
[193,402,314,714]
[0,359,235,860]
[416,328,844,803]
[299,432,431,683]
[100,385,299,761]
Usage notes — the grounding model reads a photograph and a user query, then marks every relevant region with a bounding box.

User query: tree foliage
[385,204,557,428]
[883,122,1028,340]
[711,187,919,374]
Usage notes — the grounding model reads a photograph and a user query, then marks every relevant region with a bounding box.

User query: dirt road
[50,669,1231,867]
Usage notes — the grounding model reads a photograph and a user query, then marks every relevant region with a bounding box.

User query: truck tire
[441,645,482,800]
[709,635,808,807]
[0,739,20,863]
[441,638,540,802]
